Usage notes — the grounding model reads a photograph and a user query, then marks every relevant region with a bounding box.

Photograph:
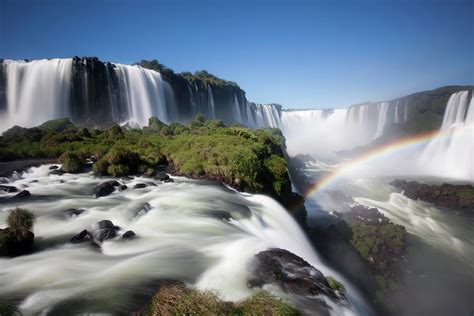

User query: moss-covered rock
[58,151,86,173]
[1,208,36,256]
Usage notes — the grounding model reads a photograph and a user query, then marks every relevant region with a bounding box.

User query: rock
[160,174,174,183]
[94,181,120,198]
[49,169,64,175]
[70,229,92,243]
[122,230,136,240]
[13,190,30,199]
[49,165,59,170]
[0,228,35,256]
[133,183,147,189]
[96,220,114,229]
[391,180,474,210]
[119,184,128,191]
[94,228,117,242]
[0,185,18,193]
[248,248,347,303]
[63,208,86,217]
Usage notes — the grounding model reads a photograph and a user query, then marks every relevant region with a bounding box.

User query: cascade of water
[419,91,473,181]
[246,101,256,128]
[232,94,242,123]
[1,59,73,130]
[113,64,169,126]
[373,102,390,139]
[207,85,216,119]
[440,91,470,129]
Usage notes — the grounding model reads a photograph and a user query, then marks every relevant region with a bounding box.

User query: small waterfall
[1,59,73,129]
[207,85,216,119]
[113,64,169,126]
[373,102,390,139]
[440,91,470,129]
[232,94,242,123]
[419,91,473,181]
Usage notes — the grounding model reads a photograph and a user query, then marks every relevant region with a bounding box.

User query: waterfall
[419,91,473,181]
[0,59,73,129]
[373,102,390,139]
[440,91,470,129]
[113,64,169,126]
[207,85,216,119]
[232,94,242,123]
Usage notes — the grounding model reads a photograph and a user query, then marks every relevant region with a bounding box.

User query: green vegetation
[7,208,35,237]
[326,276,346,293]
[0,299,19,316]
[1,208,36,256]
[0,116,292,202]
[145,283,299,316]
[136,59,239,88]
[58,151,85,173]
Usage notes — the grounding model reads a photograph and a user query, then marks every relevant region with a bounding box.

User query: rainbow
[303,129,452,198]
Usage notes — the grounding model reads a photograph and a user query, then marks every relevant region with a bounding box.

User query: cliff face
[346,86,473,139]
[0,57,249,129]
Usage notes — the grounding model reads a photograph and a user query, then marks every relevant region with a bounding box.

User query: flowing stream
[0,165,357,315]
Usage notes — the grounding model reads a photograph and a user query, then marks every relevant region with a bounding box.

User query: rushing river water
[301,160,474,316]
[0,164,360,315]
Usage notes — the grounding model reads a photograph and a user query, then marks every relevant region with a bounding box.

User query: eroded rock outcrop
[391,180,474,210]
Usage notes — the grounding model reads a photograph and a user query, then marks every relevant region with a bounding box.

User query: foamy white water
[0,165,357,315]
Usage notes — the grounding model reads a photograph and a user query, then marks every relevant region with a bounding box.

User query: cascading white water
[373,102,390,139]
[114,64,169,127]
[251,103,282,128]
[232,94,242,123]
[207,85,216,119]
[419,91,473,181]
[0,165,356,315]
[0,59,73,130]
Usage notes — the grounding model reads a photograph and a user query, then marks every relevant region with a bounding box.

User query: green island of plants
[0,115,294,205]
[144,283,300,316]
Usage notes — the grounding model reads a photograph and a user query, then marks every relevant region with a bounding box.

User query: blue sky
[1,0,472,108]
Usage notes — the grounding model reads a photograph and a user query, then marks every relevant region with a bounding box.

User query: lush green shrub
[148,116,166,132]
[58,151,85,173]
[326,276,346,293]
[145,283,299,316]
[38,118,76,132]
[235,292,300,315]
[7,208,35,236]
[106,124,124,140]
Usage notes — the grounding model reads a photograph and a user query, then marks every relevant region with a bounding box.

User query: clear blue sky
[1,0,472,109]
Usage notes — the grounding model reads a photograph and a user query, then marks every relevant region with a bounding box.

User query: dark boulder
[70,229,93,243]
[133,183,147,189]
[13,190,30,199]
[63,208,86,217]
[49,169,64,175]
[49,165,59,170]
[0,228,35,256]
[160,174,174,183]
[119,184,128,191]
[94,229,117,242]
[122,230,136,240]
[391,180,474,210]
[0,185,18,193]
[93,220,120,243]
[96,220,114,229]
[94,181,120,198]
[248,248,347,303]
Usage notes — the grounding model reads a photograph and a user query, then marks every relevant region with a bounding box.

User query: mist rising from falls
[420,91,473,181]
[0,59,73,129]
